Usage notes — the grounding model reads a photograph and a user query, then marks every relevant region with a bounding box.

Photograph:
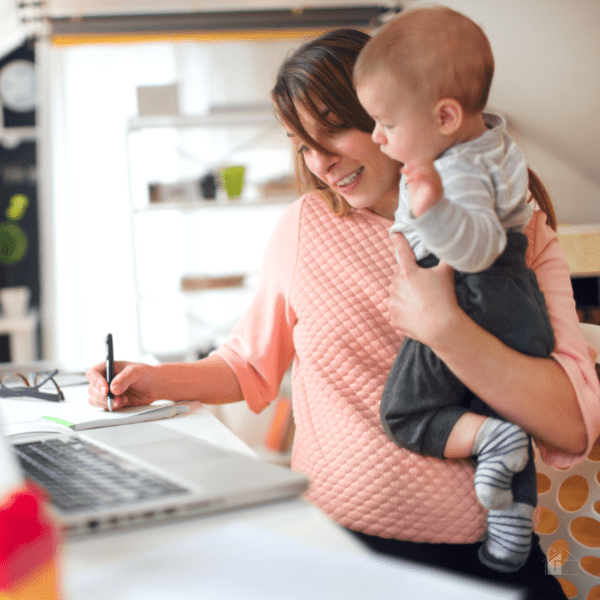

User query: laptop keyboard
[13,437,189,512]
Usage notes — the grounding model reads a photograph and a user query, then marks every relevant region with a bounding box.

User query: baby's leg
[472,417,529,510]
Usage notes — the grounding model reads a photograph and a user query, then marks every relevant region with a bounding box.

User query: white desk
[1,398,522,600]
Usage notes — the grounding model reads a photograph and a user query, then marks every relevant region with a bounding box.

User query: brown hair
[271,24,557,229]
[528,168,556,231]
[271,28,375,215]
[354,6,494,115]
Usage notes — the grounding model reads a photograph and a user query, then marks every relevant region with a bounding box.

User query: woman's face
[289,103,401,220]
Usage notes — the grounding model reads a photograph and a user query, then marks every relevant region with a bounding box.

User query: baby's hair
[354,6,494,115]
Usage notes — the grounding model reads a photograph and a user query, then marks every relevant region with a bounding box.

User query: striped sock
[472,417,529,510]
[478,502,534,573]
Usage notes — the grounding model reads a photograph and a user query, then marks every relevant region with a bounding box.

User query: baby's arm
[403,156,509,273]
[401,158,444,218]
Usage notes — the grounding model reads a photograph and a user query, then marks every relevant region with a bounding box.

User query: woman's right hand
[86,361,157,411]
[388,232,459,349]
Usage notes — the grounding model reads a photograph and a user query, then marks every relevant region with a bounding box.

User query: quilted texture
[285,195,485,543]
[217,193,600,543]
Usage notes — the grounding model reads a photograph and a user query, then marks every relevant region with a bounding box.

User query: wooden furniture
[558,223,600,278]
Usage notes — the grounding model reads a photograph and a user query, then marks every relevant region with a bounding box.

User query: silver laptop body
[6,418,308,537]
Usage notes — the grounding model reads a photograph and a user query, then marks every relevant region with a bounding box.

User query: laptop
[1,406,308,538]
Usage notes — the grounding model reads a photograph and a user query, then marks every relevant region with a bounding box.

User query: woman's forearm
[431,310,587,455]
[154,354,245,405]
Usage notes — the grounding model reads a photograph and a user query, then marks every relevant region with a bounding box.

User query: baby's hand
[401,159,444,218]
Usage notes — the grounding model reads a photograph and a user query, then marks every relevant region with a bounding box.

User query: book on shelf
[181,274,245,291]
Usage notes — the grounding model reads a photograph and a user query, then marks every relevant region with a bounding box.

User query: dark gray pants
[381,232,554,507]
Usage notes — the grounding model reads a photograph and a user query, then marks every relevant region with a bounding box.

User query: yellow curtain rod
[49,27,337,46]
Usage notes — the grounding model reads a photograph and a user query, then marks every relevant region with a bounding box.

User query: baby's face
[356,73,442,165]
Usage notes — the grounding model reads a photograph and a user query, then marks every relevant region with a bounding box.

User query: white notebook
[41,400,190,431]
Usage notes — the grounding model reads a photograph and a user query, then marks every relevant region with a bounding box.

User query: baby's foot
[478,502,534,573]
[472,418,529,510]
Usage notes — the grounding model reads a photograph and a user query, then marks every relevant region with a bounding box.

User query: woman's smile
[335,167,364,190]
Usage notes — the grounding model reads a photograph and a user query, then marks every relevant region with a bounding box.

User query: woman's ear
[434,98,463,135]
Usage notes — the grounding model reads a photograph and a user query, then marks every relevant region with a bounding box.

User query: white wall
[0,3,27,58]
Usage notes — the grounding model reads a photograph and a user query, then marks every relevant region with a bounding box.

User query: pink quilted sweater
[215,193,600,544]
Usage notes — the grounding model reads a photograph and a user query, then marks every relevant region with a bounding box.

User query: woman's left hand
[388,232,459,348]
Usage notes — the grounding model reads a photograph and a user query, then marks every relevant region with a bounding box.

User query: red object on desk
[0,485,61,599]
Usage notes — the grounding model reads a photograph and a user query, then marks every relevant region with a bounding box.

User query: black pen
[105,333,114,412]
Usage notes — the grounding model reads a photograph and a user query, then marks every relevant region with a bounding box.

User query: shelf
[127,105,276,131]
[127,102,293,358]
[132,194,296,213]
[181,274,245,292]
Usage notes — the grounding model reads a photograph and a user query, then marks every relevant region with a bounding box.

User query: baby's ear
[434,98,463,135]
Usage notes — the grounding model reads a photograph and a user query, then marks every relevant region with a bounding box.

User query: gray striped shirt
[390,113,532,273]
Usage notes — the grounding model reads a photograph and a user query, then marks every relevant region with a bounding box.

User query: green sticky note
[42,416,74,428]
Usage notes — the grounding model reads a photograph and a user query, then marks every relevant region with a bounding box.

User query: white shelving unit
[125,105,295,360]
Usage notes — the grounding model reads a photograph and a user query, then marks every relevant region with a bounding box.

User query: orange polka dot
[588,438,600,461]
[537,472,552,494]
[557,577,578,599]
[558,475,589,511]
[536,507,559,534]
[570,517,600,548]
[581,555,600,577]
[586,585,600,600]
[595,501,600,515]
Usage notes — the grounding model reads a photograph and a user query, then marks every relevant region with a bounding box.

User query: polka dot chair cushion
[535,323,600,600]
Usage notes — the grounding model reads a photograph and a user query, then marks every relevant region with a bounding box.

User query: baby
[355,6,554,573]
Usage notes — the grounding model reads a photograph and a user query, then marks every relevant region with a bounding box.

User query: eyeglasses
[0,369,65,402]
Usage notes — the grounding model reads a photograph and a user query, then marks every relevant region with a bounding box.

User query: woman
[87,30,599,598]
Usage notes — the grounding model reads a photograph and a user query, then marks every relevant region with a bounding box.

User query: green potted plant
[0,193,30,318]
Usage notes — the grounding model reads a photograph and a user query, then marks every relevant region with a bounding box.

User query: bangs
[272,30,374,154]
[270,28,374,216]
[274,85,362,158]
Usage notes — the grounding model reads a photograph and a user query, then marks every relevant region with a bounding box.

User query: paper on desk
[41,399,190,431]
[66,524,522,600]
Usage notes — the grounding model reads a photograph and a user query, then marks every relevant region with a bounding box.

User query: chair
[534,323,600,600]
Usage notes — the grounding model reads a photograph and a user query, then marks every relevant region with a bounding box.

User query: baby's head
[355,6,494,162]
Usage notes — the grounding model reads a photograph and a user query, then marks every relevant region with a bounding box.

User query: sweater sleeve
[526,211,600,467]
[211,198,301,414]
